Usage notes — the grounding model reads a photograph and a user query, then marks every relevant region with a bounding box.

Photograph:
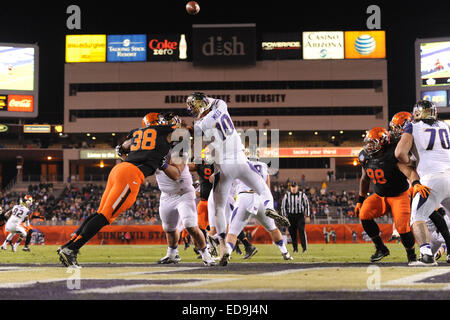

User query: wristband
[357,195,365,204]
[412,180,421,187]
[160,162,169,170]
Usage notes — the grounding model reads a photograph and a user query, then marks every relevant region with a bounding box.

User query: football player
[57,112,184,268]
[222,148,293,266]
[155,148,216,267]
[355,127,422,265]
[387,112,413,242]
[188,148,216,255]
[390,110,450,259]
[1,195,33,252]
[396,100,450,265]
[186,92,290,263]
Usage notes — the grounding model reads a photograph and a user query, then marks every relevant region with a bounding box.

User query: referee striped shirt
[281,191,311,217]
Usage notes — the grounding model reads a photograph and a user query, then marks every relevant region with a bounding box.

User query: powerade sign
[192,23,256,66]
[107,35,147,62]
[260,33,301,60]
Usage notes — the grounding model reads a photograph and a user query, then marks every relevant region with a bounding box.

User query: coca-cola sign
[147,34,188,61]
[7,95,34,112]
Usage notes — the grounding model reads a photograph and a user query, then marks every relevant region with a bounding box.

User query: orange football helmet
[364,127,390,155]
[389,111,413,140]
[142,113,160,128]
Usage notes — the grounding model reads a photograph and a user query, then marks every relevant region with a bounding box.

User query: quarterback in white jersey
[221,155,293,265]
[396,100,450,264]
[156,151,216,266]
[1,195,33,252]
[186,92,290,261]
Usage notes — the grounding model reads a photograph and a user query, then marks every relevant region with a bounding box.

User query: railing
[3,175,17,192]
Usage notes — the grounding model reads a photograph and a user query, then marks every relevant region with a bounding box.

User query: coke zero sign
[192,23,256,66]
[147,34,188,61]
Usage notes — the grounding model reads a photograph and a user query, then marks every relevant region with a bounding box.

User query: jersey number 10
[215,114,235,140]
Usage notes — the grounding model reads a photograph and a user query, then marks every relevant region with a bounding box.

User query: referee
[281,182,311,253]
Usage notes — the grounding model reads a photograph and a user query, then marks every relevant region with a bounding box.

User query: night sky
[0,0,448,124]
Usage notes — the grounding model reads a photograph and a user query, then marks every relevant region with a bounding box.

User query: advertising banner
[65,34,106,63]
[147,34,188,61]
[80,149,119,159]
[421,90,448,107]
[3,224,394,245]
[23,124,51,133]
[260,32,301,60]
[192,24,256,65]
[107,34,147,62]
[302,31,344,59]
[259,147,362,158]
[344,31,386,59]
[7,94,33,112]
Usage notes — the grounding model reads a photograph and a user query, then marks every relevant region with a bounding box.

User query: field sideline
[2,243,450,302]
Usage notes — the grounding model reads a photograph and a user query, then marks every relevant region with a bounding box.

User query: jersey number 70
[130,128,157,151]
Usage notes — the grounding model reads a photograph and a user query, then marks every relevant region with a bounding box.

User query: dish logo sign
[193,24,256,66]
[7,95,34,112]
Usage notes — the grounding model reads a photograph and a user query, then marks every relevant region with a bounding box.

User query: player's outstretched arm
[395,132,413,164]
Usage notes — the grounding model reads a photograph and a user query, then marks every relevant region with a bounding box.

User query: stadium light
[352,159,358,166]
[100,160,104,168]
[47,156,52,160]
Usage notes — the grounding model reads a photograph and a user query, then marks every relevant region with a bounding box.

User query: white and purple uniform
[194,98,275,237]
[229,161,278,236]
[156,162,198,232]
[404,120,450,223]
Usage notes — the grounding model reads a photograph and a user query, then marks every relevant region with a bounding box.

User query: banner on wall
[1,224,394,245]
[344,31,386,59]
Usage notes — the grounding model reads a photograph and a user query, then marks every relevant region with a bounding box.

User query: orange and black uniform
[196,162,214,230]
[359,143,411,234]
[63,125,174,251]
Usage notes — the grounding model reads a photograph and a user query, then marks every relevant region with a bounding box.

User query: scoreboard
[0,43,39,118]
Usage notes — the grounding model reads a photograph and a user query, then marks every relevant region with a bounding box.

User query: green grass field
[0,242,416,265]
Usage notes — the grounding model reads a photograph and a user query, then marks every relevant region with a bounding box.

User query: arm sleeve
[403,122,413,134]
[281,194,287,216]
[303,193,311,217]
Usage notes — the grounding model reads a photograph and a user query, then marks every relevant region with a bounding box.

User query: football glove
[412,180,431,199]
[353,195,366,217]
[115,144,126,157]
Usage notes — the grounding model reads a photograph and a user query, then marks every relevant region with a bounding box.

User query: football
[186,1,200,15]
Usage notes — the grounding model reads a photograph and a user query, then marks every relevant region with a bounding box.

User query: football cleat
[282,252,294,261]
[157,254,181,264]
[1,245,6,250]
[446,253,450,264]
[207,235,219,257]
[243,245,258,260]
[22,246,31,252]
[435,244,446,261]
[219,252,231,266]
[202,255,218,267]
[419,253,438,266]
[11,243,19,252]
[58,248,81,268]
[265,209,290,227]
[370,247,390,262]
[234,244,243,255]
